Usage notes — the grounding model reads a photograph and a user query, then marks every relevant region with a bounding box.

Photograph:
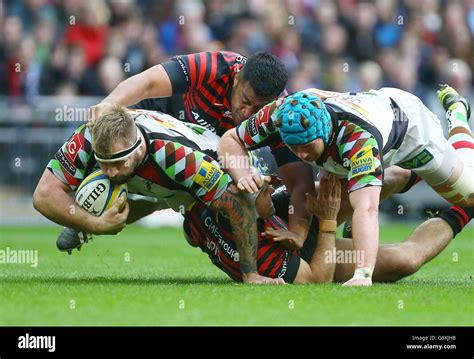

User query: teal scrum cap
[274,91,331,145]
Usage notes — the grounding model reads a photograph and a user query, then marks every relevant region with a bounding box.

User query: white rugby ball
[75,170,128,216]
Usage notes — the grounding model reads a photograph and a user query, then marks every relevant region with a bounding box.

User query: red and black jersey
[132,51,246,137]
[182,202,302,283]
[131,51,301,167]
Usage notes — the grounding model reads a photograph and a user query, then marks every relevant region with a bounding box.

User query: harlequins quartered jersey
[47,109,232,211]
[235,88,410,192]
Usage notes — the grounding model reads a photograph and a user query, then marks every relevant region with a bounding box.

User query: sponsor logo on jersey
[55,149,76,175]
[247,115,259,137]
[174,55,189,83]
[349,146,375,178]
[194,161,223,191]
[203,215,239,261]
[192,111,216,133]
[399,149,434,169]
[65,133,82,163]
[235,55,248,64]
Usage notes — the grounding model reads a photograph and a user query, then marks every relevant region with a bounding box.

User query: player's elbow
[217,130,240,162]
[218,128,235,148]
[32,184,48,213]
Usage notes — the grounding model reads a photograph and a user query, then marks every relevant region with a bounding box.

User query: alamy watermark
[55,105,89,122]
[18,333,55,352]
[0,247,38,268]
[324,247,364,265]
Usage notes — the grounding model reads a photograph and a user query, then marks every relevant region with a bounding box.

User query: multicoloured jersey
[236,88,416,192]
[131,51,299,167]
[47,109,232,211]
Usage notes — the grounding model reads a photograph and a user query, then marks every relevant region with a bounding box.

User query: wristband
[319,219,337,233]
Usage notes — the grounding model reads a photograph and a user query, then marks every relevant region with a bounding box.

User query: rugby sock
[437,206,472,237]
[398,171,422,193]
[446,105,474,162]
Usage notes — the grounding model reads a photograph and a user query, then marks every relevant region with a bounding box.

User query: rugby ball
[75,170,128,216]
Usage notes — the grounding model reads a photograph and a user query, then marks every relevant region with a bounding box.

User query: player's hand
[236,173,271,194]
[93,196,129,235]
[310,174,341,221]
[87,102,114,129]
[342,277,372,287]
[242,272,286,285]
[265,228,303,250]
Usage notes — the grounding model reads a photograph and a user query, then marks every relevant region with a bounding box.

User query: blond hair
[92,106,136,155]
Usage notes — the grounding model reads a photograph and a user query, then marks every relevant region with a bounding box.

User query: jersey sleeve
[337,125,383,192]
[162,51,246,94]
[235,101,282,150]
[150,139,232,206]
[46,125,94,191]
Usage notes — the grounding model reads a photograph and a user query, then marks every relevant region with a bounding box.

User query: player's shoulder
[216,51,248,72]
[69,123,92,148]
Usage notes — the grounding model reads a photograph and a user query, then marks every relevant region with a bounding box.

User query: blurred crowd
[1,0,473,112]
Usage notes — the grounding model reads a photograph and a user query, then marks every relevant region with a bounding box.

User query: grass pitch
[0,223,472,326]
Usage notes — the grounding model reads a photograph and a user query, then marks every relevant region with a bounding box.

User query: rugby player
[185,173,473,283]
[218,85,473,286]
[88,51,316,251]
[33,106,284,284]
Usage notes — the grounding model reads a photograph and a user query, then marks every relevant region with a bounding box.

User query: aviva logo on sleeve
[349,146,375,178]
[194,161,223,191]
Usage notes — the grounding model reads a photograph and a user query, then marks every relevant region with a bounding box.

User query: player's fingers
[265,228,279,238]
[262,175,272,184]
[237,181,246,191]
[113,196,125,211]
[334,182,341,200]
[305,192,316,207]
[320,176,328,192]
[252,173,262,187]
[330,176,338,196]
[238,177,258,193]
[274,278,286,285]
[317,181,324,202]
[243,181,256,193]
[120,201,130,217]
[246,178,260,193]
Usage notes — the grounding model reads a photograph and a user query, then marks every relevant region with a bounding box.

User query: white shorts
[377,88,456,185]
